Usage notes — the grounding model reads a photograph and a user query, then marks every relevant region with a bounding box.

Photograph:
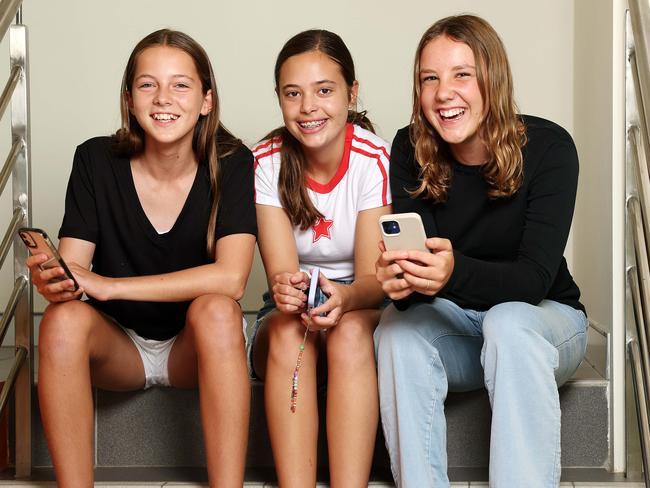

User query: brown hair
[410,15,526,201]
[267,29,374,230]
[113,29,241,259]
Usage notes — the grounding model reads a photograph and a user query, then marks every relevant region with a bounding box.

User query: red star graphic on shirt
[312,217,334,243]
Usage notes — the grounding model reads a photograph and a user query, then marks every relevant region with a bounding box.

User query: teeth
[299,120,325,129]
[439,108,465,118]
[152,113,179,121]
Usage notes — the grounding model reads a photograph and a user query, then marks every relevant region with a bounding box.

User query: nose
[300,92,317,114]
[435,76,455,103]
[154,86,172,106]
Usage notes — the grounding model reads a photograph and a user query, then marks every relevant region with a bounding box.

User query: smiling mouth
[298,119,326,130]
[439,108,465,121]
[151,113,180,121]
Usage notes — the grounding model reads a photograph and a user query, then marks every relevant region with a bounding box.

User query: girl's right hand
[375,241,414,300]
[26,254,83,303]
[271,271,309,314]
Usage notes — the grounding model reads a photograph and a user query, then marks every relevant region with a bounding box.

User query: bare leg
[254,310,320,488]
[326,310,380,488]
[168,294,249,488]
[38,300,145,488]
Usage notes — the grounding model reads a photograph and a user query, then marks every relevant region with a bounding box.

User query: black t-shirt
[391,115,584,313]
[59,136,257,340]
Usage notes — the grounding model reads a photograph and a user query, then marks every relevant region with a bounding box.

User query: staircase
[24,323,612,485]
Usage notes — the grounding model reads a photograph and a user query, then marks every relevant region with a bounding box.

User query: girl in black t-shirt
[374,15,587,487]
[26,30,256,487]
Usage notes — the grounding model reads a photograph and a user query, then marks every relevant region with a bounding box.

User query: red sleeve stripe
[351,147,388,206]
[254,146,281,163]
[352,135,390,161]
[253,146,282,203]
[252,137,282,155]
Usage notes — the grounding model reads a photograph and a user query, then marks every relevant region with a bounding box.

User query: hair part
[270,29,374,230]
[410,15,526,202]
[113,29,241,259]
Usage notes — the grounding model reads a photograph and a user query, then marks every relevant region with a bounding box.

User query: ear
[349,81,360,108]
[125,90,134,113]
[201,89,213,116]
[275,86,282,107]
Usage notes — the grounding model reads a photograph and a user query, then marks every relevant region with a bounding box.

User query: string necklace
[290,267,320,413]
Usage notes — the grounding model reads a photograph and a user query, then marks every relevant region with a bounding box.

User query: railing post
[10,9,32,478]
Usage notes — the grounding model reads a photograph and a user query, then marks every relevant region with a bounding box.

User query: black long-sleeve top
[391,114,584,313]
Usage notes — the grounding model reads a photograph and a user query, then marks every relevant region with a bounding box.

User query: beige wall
[1,1,579,320]
[572,1,613,331]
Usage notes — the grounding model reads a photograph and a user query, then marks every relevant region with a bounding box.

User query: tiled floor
[0,482,645,487]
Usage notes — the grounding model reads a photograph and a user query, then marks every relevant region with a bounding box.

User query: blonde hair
[410,15,526,201]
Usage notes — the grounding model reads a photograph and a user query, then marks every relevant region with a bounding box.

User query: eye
[174,82,190,89]
[420,74,438,84]
[284,90,300,98]
[456,72,472,78]
[318,87,333,96]
[137,82,155,89]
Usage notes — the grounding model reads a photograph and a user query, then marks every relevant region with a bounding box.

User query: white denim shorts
[122,327,176,389]
[123,316,248,390]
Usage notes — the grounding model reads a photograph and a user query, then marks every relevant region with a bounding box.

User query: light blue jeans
[374,298,588,488]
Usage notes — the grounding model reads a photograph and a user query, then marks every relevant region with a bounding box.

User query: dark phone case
[18,227,79,291]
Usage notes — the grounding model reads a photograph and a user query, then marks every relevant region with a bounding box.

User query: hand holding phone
[19,227,79,292]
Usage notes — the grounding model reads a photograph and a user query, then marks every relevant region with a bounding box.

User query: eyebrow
[135,74,195,81]
[419,64,476,73]
[281,79,337,90]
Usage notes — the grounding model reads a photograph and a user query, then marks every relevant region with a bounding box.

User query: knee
[264,312,305,367]
[186,294,244,353]
[482,302,539,349]
[481,302,557,370]
[38,301,97,358]
[374,305,420,357]
[327,313,375,369]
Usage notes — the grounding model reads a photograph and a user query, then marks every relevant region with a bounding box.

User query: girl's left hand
[300,273,348,330]
[67,262,113,301]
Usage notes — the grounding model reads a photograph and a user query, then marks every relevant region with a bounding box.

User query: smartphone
[18,227,79,291]
[379,212,429,253]
[306,267,328,316]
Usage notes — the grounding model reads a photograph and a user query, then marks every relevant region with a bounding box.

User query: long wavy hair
[266,29,374,230]
[410,15,526,201]
[113,29,241,259]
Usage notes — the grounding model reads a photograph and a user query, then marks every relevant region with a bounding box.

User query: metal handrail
[0,208,24,270]
[631,53,650,165]
[629,338,650,487]
[0,345,25,417]
[0,138,23,197]
[0,277,26,347]
[628,265,650,407]
[629,126,650,244]
[630,0,650,149]
[0,65,21,123]
[0,0,21,43]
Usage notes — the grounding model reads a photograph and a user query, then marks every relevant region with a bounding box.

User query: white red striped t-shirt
[253,123,391,281]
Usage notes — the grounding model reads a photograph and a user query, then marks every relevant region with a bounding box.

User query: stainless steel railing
[627,0,650,481]
[0,0,31,478]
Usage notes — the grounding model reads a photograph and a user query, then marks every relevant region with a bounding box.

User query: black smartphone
[18,227,80,291]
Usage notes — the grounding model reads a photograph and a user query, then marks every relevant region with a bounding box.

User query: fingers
[426,237,453,253]
[288,271,309,289]
[272,272,308,313]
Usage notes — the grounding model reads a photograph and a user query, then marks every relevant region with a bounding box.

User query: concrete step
[31,375,608,480]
